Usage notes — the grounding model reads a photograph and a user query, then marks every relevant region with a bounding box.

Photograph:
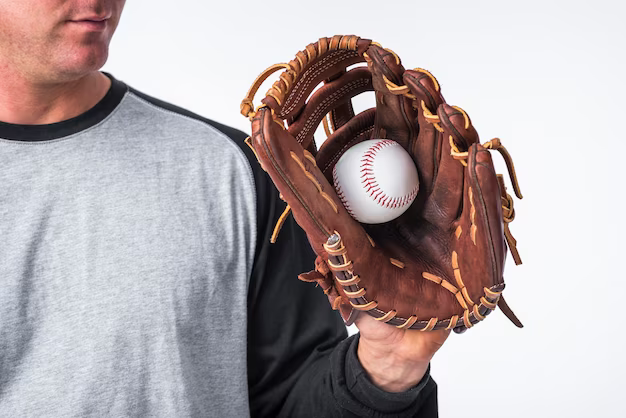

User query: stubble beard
[4,24,112,85]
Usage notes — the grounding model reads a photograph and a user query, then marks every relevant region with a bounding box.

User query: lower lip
[68,20,108,31]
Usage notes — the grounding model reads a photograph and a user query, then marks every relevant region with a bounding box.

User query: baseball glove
[240,35,523,333]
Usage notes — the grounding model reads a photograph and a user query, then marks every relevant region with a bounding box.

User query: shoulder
[123,85,246,151]
[126,86,247,141]
[117,81,266,187]
[117,79,274,209]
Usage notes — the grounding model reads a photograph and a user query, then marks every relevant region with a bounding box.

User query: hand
[355,313,450,393]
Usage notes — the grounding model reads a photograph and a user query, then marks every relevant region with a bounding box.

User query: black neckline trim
[0,73,128,142]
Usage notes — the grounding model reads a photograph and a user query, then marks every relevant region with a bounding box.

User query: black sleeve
[202,120,439,417]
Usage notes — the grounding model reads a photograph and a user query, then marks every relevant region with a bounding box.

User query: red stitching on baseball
[334,140,419,218]
[333,164,356,218]
[359,140,418,210]
[362,181,376,192]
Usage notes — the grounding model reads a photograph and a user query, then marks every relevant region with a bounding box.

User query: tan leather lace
[271,204,292,244]
[369,42,401,65]
[382,67,440,101]
[240,35,361,121]
[240,63,293,119]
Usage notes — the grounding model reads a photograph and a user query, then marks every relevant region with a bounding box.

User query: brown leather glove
[240,35,523,333]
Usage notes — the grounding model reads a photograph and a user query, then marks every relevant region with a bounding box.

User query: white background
[104,1,625,417]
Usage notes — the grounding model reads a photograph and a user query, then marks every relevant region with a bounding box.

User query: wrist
[357,336,430,393]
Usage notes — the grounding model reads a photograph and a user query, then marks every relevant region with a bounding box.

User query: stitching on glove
[384,68,439,104]
[250,36,361,121]
[267,35,360,114]
[445,315,460,330]
[451,251,475,306]
[289,151,338,213]
[303,150,317,165]
[281,51,360,117]
[463,310,473,328]
[422,272,468,311]
[382,74,414,98]
[374,310,397,322]
[336,275,361,286]
[421,317,438,332]
[480,296,497,309]
[397,316,418,329]
[324,233,377,314]
[449,135,469,167]
[343,288,367,298]
[389,258,404,268]
[295,78,371,143]
[473,304,485,321]
[484,286,501,299]
[351,300,378,311]
[468,187,478,246]
[421,101,444,132]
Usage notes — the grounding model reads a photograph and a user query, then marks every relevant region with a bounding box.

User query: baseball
[332,139,419,224]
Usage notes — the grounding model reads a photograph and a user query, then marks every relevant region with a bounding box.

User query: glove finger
[364,44,417,150]
[403,69,446,195]
[427,104,479,225]
[448,142,507,332]
[460,143,506,286]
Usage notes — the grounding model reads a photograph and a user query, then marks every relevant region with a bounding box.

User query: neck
[0,70,111,125]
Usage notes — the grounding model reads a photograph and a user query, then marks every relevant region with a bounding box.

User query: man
[0,1,449,416]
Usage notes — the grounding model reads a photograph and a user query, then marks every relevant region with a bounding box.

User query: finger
[427,104,479,225]
[403,68,446,194]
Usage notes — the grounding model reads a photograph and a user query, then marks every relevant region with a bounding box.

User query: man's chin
[55,47,110,80]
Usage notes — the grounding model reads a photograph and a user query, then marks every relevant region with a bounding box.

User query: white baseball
[332,139,419,224]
